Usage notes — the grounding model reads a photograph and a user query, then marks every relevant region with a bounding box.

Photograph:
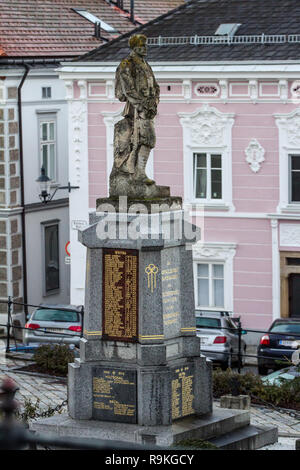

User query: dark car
[257,318,300,375]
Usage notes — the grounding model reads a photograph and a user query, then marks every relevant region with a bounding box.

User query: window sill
[184,202,231,212]
[43,289,60,297]
[279,204,300,213]
[195,307,227,312]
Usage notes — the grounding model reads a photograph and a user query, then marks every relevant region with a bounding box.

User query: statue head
[129,34,147,57]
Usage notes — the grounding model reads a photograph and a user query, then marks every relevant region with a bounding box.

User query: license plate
[200,337,209,346]
[44,328,64,334]
[279,340,296,347]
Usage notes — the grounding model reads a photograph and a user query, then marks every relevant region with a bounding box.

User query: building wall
[0,68,70,329]
[61,71,300,335]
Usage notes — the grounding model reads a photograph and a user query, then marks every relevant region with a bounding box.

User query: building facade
[0,66,71,328]
[0,0,183,328]
[59,0,300,337]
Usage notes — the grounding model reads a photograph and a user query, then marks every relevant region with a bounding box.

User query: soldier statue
[110,34,160,196]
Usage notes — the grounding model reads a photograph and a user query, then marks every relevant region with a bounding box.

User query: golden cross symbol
[145,264,159,293]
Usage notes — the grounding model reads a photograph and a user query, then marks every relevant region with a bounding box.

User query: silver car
[196,311,247,370]
[23,304,83,347]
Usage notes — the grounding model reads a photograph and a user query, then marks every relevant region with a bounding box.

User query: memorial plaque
[171,364,195,420]
[102,248,138,342]
[92,367,137,423]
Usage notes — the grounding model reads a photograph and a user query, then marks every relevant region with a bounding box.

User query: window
[215,24,241,36]
[44,224,59,293]
[193,153,222,200]
[195,317,221,329]
[42,87,51,99]
[40,120,56,180]
[72,9,116,32]
[289,155,300,203]
[33,309,79,322]
[196,263,224,308]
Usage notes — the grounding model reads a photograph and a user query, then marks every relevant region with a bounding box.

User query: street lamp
[36,167,79,203]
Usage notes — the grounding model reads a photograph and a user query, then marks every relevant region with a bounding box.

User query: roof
[77,0,300,62]
[0,0,185,58]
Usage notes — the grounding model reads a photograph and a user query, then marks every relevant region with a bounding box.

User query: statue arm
[119,65,143,110]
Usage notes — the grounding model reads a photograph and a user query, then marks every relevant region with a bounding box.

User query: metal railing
[1,298,300,374]
[0,298,300,448]
[147,34,300,47]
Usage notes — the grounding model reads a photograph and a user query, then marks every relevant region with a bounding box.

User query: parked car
[261,365,300,386]
[195,311,247,370]
[257,318,300,375]
[23,304,83,347]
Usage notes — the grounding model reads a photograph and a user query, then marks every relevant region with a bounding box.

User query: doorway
[289,273,300,318]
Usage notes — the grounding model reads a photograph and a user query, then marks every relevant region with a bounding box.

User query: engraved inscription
[162,263,180,332]
[103,248,138,342]
[172,365,195,420]
[93,368,137,423]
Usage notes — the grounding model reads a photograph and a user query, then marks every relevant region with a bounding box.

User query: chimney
[94,22,101,39]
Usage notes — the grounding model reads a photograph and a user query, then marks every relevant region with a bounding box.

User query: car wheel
[258,365,268,375]
[221,350,232,371]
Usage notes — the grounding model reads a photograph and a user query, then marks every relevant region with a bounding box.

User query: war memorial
[31,34,278,449]
[68,33,211,433]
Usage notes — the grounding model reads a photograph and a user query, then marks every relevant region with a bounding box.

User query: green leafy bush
[33,344,75,375]
[213,368,300,411]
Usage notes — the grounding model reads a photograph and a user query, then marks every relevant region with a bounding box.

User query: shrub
[213,368,300,411]
[33,344,75,375]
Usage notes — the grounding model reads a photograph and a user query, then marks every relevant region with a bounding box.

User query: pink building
[59,0,300,339]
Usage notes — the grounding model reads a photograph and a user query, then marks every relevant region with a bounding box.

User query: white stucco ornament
[245,138,265,173]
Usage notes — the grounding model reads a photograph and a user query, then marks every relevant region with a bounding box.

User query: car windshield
[270,322,300,334]
[33,309,80,323]
[196,317,221,329]
[262,366,300,383]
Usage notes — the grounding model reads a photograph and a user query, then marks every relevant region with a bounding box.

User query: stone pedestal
[68,207,212,427]
[220,395,251,410]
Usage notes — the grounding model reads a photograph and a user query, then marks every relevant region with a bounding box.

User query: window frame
[42,220,60,296]
[195,261,225,309]
[289,154,300,204]
[193,242,236,313]
[178,105,235,210]
[193,152,223,202]
[38,114,57,182]
[42,87,51,99]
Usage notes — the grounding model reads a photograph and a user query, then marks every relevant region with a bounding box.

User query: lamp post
[36,167,79,203]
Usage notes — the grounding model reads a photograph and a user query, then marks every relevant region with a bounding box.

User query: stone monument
[30,35,278,450]
[67,34,212,439]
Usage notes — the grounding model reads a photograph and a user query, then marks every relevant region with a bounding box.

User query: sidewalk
[0,340,299,450]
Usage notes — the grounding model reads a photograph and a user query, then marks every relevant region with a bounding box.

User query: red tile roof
[0,0,185,57]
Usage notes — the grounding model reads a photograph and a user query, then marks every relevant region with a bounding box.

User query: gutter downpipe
[17,64,30,321]
[130,0,135,23]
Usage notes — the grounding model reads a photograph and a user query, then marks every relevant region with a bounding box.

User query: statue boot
[134,146,155,185]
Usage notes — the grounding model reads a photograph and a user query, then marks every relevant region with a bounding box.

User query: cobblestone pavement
[0,340,67,414]
[0,340,299,450]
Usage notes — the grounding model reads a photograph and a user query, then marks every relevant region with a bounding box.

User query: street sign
[71,220,88,230]
[65,241,70,257]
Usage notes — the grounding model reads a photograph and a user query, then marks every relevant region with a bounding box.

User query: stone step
[208,424,278,450]
[172,408,251,443]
